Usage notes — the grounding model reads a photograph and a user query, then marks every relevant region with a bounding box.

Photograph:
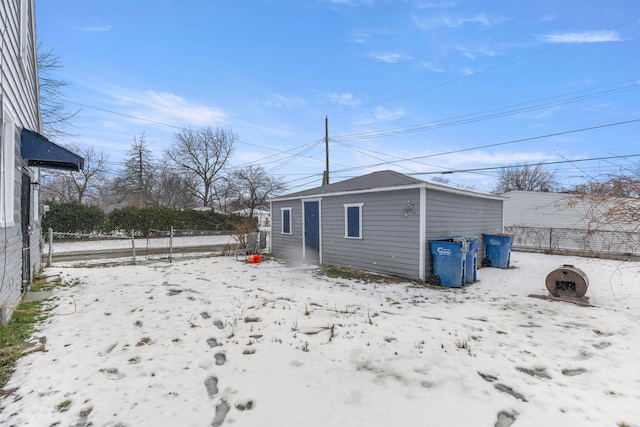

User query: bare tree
[150,160,198,208]
[493,163,557,194]
[40,144,109,204]
[37,42,79,139]
[165,126,236,206]
[569,172,640,231]
[112,133,157,208]
[228,166,286,219]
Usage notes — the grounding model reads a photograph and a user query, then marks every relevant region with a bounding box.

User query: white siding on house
[0,0,43,324]
[502,190,636,231]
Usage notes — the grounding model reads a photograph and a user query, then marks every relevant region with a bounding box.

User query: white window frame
[281,207,292,235]
[344,203,364,239]
[1,104,17,227]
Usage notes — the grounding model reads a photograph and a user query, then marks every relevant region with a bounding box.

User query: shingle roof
[274,170,426,199]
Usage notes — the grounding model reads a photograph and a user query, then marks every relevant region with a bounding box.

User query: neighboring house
[1,0,83,324]
[502,190,639,257]
[269,170,503,281]
[232,208,270,228]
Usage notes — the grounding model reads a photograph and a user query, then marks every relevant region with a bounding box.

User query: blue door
[304,201,320,262]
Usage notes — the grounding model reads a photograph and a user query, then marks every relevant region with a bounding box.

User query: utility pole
[323,116,329,185]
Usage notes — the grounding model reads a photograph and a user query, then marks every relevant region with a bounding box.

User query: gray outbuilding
[269,170,504,281]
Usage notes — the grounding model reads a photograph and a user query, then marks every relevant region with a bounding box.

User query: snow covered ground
[1,251,639,427]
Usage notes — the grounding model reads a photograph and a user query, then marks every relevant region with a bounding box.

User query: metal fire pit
[545,264,589,298]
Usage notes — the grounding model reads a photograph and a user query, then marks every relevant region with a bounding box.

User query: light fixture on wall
[401,200,414,218]
[31,182,40,191]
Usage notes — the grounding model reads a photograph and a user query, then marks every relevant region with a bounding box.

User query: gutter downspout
[419,186,426,281]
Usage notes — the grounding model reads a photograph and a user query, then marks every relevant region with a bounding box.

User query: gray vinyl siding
[270,201,304,262]
[425,188,503,271]
[270,177,504,282]
[321,189,422,279]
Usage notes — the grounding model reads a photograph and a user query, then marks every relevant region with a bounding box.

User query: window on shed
[281,207,292,234]
[344,203,363,239]
[1,104,16,227]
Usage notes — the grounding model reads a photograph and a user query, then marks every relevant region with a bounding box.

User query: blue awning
[20,128,84,171]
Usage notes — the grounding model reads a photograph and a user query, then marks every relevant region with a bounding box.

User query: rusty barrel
[545,265,589,297]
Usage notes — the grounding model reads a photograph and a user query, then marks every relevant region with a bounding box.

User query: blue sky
[36,0,640,193]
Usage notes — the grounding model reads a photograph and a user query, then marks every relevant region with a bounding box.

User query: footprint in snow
[207,338,220,348]
[72,406,93,427]
[235,400,254,411]
[213,320,225,329]
[592,341,611,349]
[215,352,226,366]
[562,368,587,376]
[494,410,516,427]
[204,376,219,398]
[211,400,230,427]
[99,368,124,380]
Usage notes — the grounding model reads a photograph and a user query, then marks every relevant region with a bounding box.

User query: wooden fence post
[47,228,53,267]
[131,229,136,265]
[169,226,174,263]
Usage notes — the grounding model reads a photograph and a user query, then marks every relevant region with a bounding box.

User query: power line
[332,117,640,174]
[325,17,640,118]
[332,80,640,142]
[408,153,640,176]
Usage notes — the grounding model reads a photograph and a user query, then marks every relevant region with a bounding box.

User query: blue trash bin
[483,234,514,269]
[430,238,467,287]
[465,238,480,283]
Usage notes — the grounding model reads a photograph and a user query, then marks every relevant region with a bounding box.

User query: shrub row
[43,203,242,236]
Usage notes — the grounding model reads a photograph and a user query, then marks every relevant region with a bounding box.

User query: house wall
[502,190,640,257]
[271,201,305,262]
[502,190,635,231]
[1,0,42,325]
[425,188,504,271]
[321,188,422,279]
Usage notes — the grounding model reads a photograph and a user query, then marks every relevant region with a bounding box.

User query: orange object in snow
[247,254,262,264]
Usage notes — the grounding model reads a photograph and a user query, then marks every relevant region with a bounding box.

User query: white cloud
[444,13,493,27]
[459,66,475,76]
[373,106,405,122]
[348,32,371,44]
[539,14,557,23]
[260,94,305,109]
[420,61,446,72]
[329,92,360,107]
[415,1,457,9]
[369,51,413,63]
[414,13,507,31]
[514,106,561,120]
[446,150,555,166]
[79,24,112,33]
[538,30,622,44]
[328,0,374,5]
[110,89,227,127]
[455,45,497,60]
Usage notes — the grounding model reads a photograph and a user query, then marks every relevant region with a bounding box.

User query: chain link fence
[505,225,640,259]
[43,228,238,265]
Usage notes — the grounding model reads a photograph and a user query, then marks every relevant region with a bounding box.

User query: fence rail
[505,225,640,259]
[43,228,237,265]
